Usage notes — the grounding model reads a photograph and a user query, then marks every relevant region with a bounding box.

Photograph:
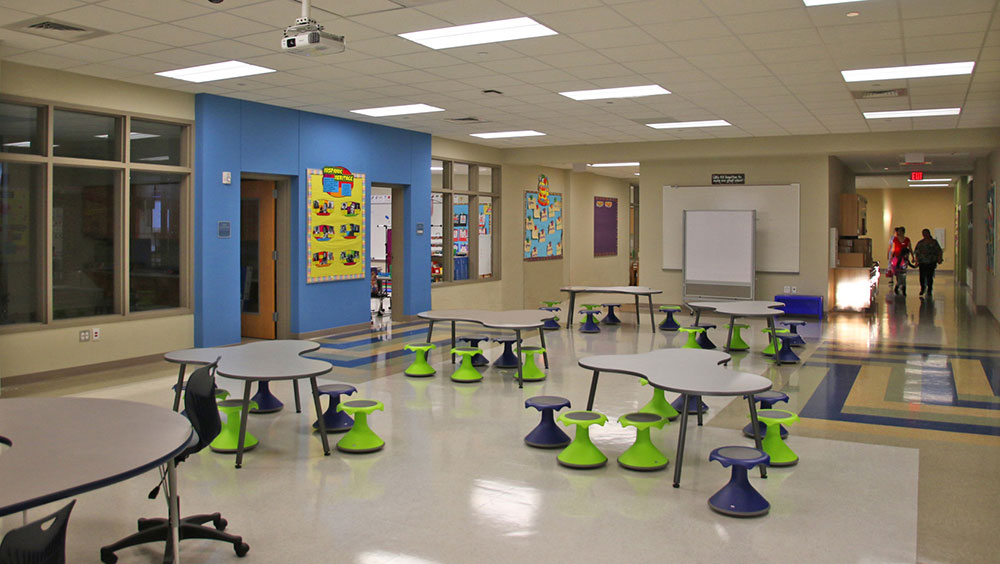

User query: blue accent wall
[194,94,431,346]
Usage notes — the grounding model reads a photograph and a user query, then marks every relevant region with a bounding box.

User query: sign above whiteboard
[712,173,745,185]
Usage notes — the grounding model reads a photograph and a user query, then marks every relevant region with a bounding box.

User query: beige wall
[859,187,957,272]
[566,173,631,287]
[979,149,1000,318]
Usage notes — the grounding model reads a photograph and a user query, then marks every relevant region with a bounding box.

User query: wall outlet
[79,329,91,342]
[92,327,100,341]
[791,286,798,294]
[783,285,791,293]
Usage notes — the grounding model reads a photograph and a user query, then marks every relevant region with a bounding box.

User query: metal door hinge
[272,312,279,322]
[272,250,278,261]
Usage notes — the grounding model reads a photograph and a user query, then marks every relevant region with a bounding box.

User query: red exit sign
[910,171,924,181]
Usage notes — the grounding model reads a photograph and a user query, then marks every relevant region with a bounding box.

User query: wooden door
[240,180,276,339]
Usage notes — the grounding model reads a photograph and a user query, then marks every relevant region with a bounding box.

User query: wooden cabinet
[840,194,868,236]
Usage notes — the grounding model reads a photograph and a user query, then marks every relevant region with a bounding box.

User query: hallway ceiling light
[95,132,159,139]
[908,178,952,183]
[2,141,31,148]
[842,62,975,82]
[864,108,961,119]
[559,85,670,101]
[470,130,545,139]
[803,0,867,6]
[399,17,556,50]
[588,162,639,167]
[646,119,731,129]
[155,60,275,83]
[351,104,444,117]
[907,183,949,187]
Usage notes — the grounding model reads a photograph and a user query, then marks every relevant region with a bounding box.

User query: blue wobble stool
[743,391,790,439]
[658,305,682,331]
[694,323,717,349]
[708,446,771,517]
[524,395,572,448]
[578,310,601,333]
[671,394,708,416]
[539,307,561,330]
[775,334,801,363]
[250,381,284,413]
[601,304,622,325]
[313,383,357,433]
[459,335,490,366]
[492,336,521,369]
[780,320,807,347]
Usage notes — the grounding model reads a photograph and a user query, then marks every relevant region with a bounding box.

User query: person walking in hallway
[888,226,913,295]
[914,228,944,298]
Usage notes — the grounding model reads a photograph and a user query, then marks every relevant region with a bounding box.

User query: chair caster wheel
[100,549,117,564]
[235,542,250,557]
[214,516,228,530]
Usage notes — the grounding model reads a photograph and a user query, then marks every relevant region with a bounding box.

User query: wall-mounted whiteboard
[662,184,800,273]
[684,211,755,299]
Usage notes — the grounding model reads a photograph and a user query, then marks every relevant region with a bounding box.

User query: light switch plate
[222,171,232,185]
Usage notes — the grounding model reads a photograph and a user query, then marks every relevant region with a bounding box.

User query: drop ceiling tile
[805,2,900,27]
[349,36,426,58]
[0,28,65,51]
[905,14,991,38]
[703,64,773,80]
[75,33,170,55]
[700,0,801,16]
[458,73,527,88]
[766,60,839,76]
[142,48,221,68]
[49,4,158,32]
[311,0,407,18]
[0,6,35,26]
[687,51,763,69]
[613,0,715,25]
[334,57,413,75]
[567,25,658,50]
[446,44,526,63]
[352,8,449,34]
[901,0,998,19]
[124,24,218,47]
[753,45,830,63]
[37,42,121,63]
[102,55,175,73]
[97,0,211,22]
[243,71,315,87]
[173,12,271,38]
[4,50,84,69]
[667,36,746,57]
[566,63,637,80]
[598,42,679,64]
[1,0,86,16]
[412,0,520,24]
[68,62,138,80]
[819,21,902,45]
[379,68,442,84]
[189,39,273,60]
[498,68,578,85]
[535,6,634,33]
[536,50,612,68]
[740,28,823,51]
[722,7,813,33]
[905,33,986,55]
[641,17,732,42]
[386,51,464,68]
[480,57,552,74]
[244,52,334,71]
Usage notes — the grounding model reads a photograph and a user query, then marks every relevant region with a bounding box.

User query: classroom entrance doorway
[371,184,407,322]
[629,183,639,285]
[240,179,276,339]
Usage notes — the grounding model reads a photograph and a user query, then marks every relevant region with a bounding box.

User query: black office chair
[0,500,75,564]
[99,363,249,563]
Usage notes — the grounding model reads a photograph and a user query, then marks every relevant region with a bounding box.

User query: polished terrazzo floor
[2,276,997,563]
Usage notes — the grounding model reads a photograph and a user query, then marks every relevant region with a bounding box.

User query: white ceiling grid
[0,0,996,155]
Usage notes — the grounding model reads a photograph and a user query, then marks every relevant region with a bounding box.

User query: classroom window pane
[431,159,444,190]
[129,171,182,312]
[478,196,493,278]
[52,167,117,319]
[130,120,184,166]
[453,163,470,191]
[54,109,120,161]
[0,162,43,324]
[0,103,43,155]
[431,192,444,283]
[477,166,495,192]
[453,194,469,281]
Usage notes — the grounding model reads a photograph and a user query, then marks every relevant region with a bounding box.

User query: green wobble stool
[519,346,547,382]
[678,326,704,349]
[724,323,750,351]
[618,412,669,471]
[337,399,385,453]
[755,409,799,466]
[404,343,436,377]
[210,399,259,453]
[557,411,608,469]
[638,378,679,421]
[761,327,790,356]
[450,347,483,382]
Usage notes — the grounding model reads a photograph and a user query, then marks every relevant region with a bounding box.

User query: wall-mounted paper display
[525,181,563,261]
[594,196,618,257]
[307,167,366,283]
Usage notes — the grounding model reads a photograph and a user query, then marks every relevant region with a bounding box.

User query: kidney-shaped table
[578,348,772,487]
[560,286,662,332]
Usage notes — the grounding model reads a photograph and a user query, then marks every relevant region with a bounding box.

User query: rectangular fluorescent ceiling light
[842,62,974,82]
[589,162,639,168]
[909,178,951,182]
[95,132,159,140]
[470,130,545,139]
[156,60,275,83]
[864,108,961,119]
[2,141,31,147]
[908,183,949,187]
[351,104,444,117]
[430,166,443,171]
[399,17,556,50]
[560,85,670,101]
[646,119,731,129]
[803,0,867,6]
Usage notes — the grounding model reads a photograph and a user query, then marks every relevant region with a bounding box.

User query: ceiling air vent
[852,88,908,100]
[446,117,488,125]
[5,17,108,42]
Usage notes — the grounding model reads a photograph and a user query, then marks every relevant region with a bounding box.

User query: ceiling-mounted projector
[281,0,345,55]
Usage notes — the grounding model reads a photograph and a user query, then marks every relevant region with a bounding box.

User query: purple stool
[708,446,771,517]
[492,336,520,369]
[693,323,717,349]
[524,395,572,448]
[579,310,601,333]
[780,320,807,347]
[313,383,357,433]
[742,391,790,439]
[601,304,622,325]
[459,336,490,366]
[775,334,800,363]
[539,307,561,330]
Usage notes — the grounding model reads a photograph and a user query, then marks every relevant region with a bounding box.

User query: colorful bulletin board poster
[988,181,996,274]
[307,167,366,283]
[524,178,563,261]
[594,196,618,257]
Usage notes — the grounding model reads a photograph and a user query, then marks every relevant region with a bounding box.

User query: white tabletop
[561,286,662,296]
[0,398,192,516]
[165,340,329,381]
[417,309,554,330]
[578,348,771,396]
[711,302,785,317]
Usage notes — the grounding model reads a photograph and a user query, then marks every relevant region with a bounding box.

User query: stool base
[249,381,283,413]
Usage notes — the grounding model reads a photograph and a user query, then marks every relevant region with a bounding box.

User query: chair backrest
[183,360,222,455]
[0,499,75,564]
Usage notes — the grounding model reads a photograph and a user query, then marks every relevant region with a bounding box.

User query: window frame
[431,158,501,286]
[0,95,193,332]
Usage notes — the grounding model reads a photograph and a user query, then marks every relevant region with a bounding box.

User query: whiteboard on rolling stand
[662,184,800,274]
[684,210,755,299]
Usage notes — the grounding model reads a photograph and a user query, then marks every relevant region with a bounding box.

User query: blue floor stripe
[317,327,432,350]
[799,363,858,420]
[818,342,1000,356]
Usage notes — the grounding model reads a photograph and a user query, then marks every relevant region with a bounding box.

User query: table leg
[747,395,767,479]
[634,295,641,327]
[451,321,456,364]
[696,395,704,426]
[235,380,253,469]
[566,292,576,328]
[166,458,181,564]
[172,364,187,412]
[694,308,702,325]
[310,377,331,456]
[673,393,690,488]
[427,320,435,343]
[538,328,549,368]
[768,316,782,366]
[725,315,736,351]
[586,370,600,410]
[515,329,524,389]
[293,380,302,413]
[647,295,656,332]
